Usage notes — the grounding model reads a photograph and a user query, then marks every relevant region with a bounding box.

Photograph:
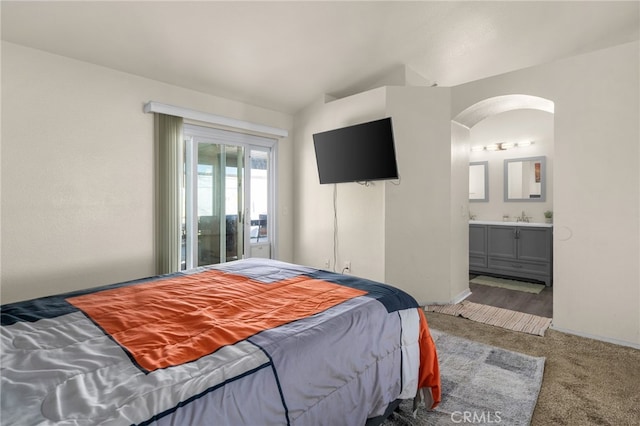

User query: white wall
[450,121,472,302]
[3,38,638,347]
[1,42,294,303]
[293,40,639,347]
[384,87,468,304]
[294,86,469,305]
[293,89,387,279]
[469,109,554,222]
[452,41,640,347]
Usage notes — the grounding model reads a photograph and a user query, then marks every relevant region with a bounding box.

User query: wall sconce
[470,141,535,152]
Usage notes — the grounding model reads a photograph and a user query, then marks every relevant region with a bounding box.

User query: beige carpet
[422,312,640,426]
[470,275,546,294]
[426,301,552,336]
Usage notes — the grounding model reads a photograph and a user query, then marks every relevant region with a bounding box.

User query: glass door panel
[223,145,244,262]
[249,149,269,244]
[184,141,244,269]
[183,124,274,269]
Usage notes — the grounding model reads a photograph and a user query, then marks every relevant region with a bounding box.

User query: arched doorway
[454,94,555,319]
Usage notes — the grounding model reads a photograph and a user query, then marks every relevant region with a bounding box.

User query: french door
[181,124,275,270]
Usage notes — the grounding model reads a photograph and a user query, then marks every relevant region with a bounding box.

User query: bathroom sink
[469,220,553,227]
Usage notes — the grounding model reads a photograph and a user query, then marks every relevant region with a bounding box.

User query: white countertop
[469,220,553,228]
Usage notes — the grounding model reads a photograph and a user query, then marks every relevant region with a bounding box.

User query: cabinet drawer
[488,257,550,275]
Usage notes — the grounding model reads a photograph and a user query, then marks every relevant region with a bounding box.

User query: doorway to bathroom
[458,95,555,320]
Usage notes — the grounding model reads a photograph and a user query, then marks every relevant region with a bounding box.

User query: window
[182,124,276,270]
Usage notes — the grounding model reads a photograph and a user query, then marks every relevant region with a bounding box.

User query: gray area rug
[383,329,545,425]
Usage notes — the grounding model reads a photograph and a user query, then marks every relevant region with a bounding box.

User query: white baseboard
[419,288,471,307]
[450,288,472,305]
[550,324,640,350]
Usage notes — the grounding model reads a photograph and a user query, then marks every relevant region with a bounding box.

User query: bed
[1,258,440,425]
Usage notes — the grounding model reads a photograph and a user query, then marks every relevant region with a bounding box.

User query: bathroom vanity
[469,221,553,286]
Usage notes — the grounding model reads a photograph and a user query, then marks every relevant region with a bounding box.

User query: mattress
[1,258,440,425]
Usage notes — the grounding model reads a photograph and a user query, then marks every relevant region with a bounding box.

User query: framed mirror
[504,156,546,202]
[469,161,489,202]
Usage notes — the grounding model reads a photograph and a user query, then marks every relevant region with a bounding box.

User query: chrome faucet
[516,211,529,223]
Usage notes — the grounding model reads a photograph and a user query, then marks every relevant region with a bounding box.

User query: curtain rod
[143,101,288,138]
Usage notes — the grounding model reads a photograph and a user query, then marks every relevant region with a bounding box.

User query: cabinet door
[469,225,487,256]
[517,227,552,262]
[469,225,487,268]
[488,226,517,259]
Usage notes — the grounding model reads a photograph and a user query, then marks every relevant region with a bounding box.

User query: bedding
[1,258,440,425]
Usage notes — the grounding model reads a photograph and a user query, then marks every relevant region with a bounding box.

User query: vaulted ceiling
[2,1,638,114]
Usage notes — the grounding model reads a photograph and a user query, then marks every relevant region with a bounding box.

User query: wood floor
[465,276,553,318]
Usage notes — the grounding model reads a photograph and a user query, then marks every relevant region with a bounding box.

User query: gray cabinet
[469,224,488,268]
[469,223,552,286]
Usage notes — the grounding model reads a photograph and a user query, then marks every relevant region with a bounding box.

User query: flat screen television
[312,117,399,184]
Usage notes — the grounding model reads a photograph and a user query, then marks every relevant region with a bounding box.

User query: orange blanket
[418,308,441,408]
[68,270,366,371]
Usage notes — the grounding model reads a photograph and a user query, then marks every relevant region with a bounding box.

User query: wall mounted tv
[312,117,399,184]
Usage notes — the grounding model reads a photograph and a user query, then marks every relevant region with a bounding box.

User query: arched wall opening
[453,94,554,128]
[452,94,556,316]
